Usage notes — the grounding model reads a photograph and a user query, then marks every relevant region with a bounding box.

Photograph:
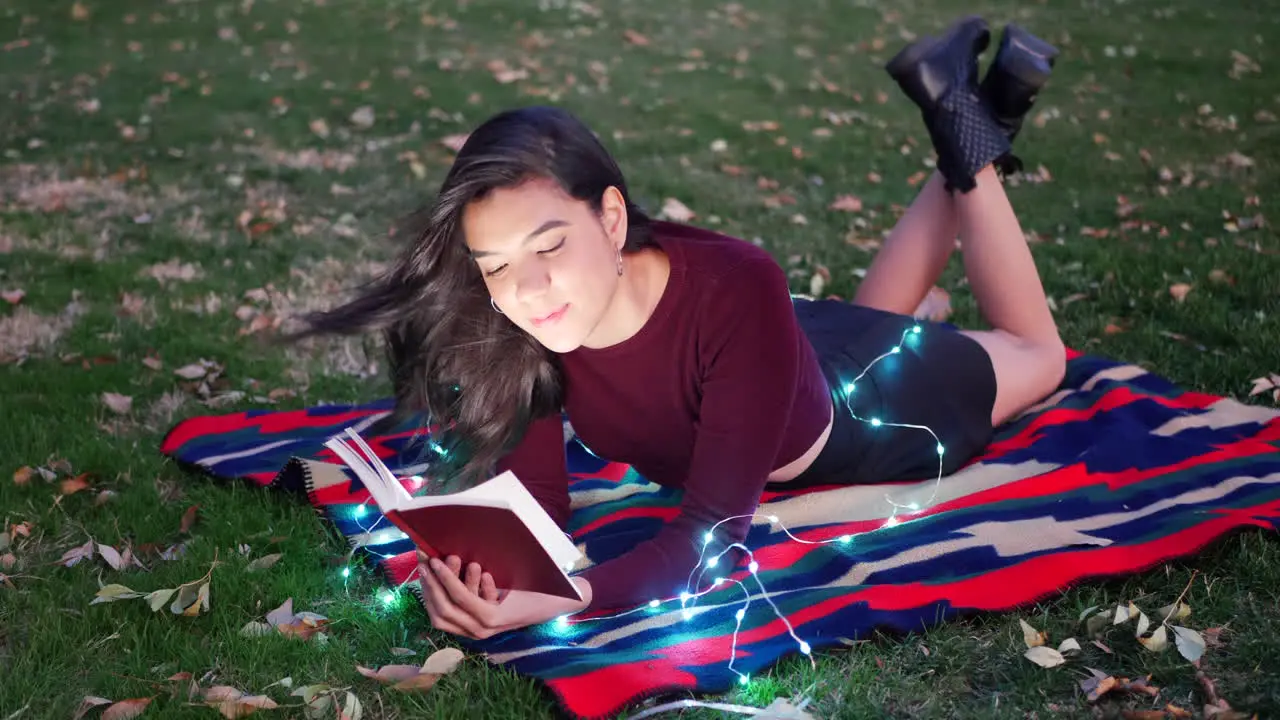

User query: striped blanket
[159,351,1280,719]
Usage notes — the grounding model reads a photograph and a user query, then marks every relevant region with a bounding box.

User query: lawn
[1,0,1277,718]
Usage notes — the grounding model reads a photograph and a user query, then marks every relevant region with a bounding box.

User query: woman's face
[462,177,628,353]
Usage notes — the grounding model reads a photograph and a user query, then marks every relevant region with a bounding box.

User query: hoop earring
[490,298,503,314]
[616,249,624,277]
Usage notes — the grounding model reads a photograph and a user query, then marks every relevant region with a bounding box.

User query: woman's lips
[531,304,569,328]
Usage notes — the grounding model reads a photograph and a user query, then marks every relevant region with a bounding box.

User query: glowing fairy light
[552,323,948,689]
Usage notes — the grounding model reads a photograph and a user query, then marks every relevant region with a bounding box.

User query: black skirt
[787,298,998,487]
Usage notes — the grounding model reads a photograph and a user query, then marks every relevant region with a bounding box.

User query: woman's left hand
[417,554,591,640]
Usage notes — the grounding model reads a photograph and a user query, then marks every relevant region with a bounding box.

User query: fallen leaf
[246,553,283,572]
[1171,625,1206,662]
[91,583,144,604]
[1114,601,1140,625]
[828,194,863,212]
[659,197,696,222]
[420,647,466,675]
[61,474,92,495]
[356,664,424,684]
[101,392,133,415]
[13,466,33,485]
[439,134,469,153]
[309,119,330,138]
[98,543,126,571]
[71,1,90,21]
[73,696,114,720]
[169,580,210,616]
[1020,618,1047,648]
[146,588,177,612]
[101,698,152,720]
[1169,283,1193,302]
[1158,601,1192,622]
[349,106,375,129]
[1,289,24,304]
[179,505,199,533]
[1023,645,1065,668]
[173,363,208,380]
[389,647,417,656]
[1166,704,1193,718]
[1138,625,1169,652]
[61,539,96,566]
[623,29,650,46]
[1058,638,1081,654]
[1080,668,1118,702]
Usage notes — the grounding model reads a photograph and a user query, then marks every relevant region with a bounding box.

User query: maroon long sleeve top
[497,221,832,610]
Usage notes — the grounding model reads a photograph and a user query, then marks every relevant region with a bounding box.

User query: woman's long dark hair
[291,106,654,487]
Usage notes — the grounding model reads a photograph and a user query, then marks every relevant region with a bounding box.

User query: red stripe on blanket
[574,505,682,535]
[546,660,700,720]
[160,409,386,454]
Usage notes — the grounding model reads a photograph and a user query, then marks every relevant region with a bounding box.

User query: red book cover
[383,505,581,601]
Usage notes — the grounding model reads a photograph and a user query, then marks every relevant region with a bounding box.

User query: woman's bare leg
[852,172,958,315]
[952,165,1066,424]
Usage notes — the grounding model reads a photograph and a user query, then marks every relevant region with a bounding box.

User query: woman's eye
[484,265,507,278]
[538,238,566,255]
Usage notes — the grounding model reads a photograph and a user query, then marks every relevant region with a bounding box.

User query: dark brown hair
[290,106,654,486]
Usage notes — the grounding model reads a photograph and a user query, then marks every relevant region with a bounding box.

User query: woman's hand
[416,552,591,640]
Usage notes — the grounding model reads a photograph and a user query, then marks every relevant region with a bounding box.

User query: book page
[322,436,401,512]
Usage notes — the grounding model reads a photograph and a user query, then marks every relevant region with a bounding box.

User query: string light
[553,322,949,689]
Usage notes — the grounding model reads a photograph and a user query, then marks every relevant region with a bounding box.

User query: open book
[323,428,584,601]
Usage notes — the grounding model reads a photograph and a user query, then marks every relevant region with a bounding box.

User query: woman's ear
[600,186,629,250]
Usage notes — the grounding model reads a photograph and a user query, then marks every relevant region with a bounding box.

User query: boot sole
[993,23,1059,89]
[885,14,989,81]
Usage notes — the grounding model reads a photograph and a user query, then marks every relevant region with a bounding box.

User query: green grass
[2,0,1278,717]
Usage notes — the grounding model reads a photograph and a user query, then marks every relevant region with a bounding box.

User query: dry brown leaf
[357,664,423,684]
[1138,625,1169,652]
[1169,283,1193,302]
[246,553,282,572]
[173,362,210,379]
[13,466,33,485]
[102,392,133,415]
[391,673,440,691]
[1023,645,1065,667]
[1,289,24,304]
[98,543,126,571]
[1019,618,1047,648]
[420,647,466,674]
[439,134,469,153]
[179,505,199,533]
[659,197,696,222]
[73,696,113,720]
[828,194,863,212]
[142,355,163,371]
[101,698,152,720]
[623,29,650,46]
[61,539,96,567]
[61,474,92,495]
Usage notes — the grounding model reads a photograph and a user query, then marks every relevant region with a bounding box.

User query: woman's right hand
[417,551,503,602]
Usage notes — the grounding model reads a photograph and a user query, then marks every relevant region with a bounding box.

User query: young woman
[296,16,1066,639]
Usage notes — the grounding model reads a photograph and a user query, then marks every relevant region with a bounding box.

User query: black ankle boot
[979,23,1059,174]
[885,16,1011,194]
